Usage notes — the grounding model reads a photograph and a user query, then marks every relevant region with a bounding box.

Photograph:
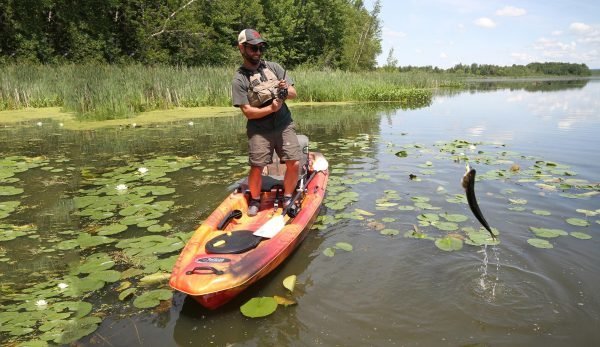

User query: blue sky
[365,0,600,68]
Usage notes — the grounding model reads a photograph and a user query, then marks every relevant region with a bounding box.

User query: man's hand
[270,98,283,112]
[278,79,288,89]
[277,79,288,100]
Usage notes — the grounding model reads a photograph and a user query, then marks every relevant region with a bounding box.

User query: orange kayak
[169,151,328,309]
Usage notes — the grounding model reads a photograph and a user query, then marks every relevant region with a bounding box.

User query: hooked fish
[462,164,495,240]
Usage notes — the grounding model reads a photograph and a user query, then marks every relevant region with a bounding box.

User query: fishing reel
[286,203,299,218]
[277,87,288,100]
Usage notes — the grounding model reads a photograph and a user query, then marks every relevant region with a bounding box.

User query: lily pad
[147,223,172,233]
[532,210,551,216]
[283,275,296,292]
[354,208,374,216]
[87,270,121,283]
[132,289,173,309]
[53,301,93,319]
[527,238,553,249]
[529,227,568,238]
[56,239,79,250]
[380,228,400,236]
[274,295,297,306]
[440,213,468,223]
[432,221,459,231]
[566,218,589,227]
[335,242,353,252]
[464,227,499,246]
[97,223,128,236]
[575,209,598,217]
[0,224,36,241]
[398,205,415,211]
[139,272,171,285]
[0,186,24,196]
[53,316,102,345]
[435,236,463,251]
[74,252,115,274]
[75,233,116,249]
[570,232,592,240]
[118,288,137,301]
[240,297,278,318]
[323,247,335,257]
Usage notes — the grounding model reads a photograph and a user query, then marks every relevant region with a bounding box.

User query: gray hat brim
[245,38,266,45]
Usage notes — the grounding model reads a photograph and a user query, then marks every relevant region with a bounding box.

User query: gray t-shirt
[231,61,294,133]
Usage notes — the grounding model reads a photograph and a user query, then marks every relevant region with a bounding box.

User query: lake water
[1,79,599,346]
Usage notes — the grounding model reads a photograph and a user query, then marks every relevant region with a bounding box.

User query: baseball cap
[238,29,267,45]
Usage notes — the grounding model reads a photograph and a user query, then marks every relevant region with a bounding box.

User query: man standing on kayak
[231,28,301,217]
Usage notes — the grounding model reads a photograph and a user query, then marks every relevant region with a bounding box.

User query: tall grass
[0,64,455,120]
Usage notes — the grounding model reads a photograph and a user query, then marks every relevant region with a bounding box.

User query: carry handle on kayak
[217,209,243,230]
[185,266,224,276]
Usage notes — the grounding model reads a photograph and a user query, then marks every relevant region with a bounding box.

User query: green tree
[340,0,381,70]
[383,47,398,71]
[0,0,384,70]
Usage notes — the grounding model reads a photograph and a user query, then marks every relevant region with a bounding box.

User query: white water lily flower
[35,299,48,307]
[115,184,128,191]
[469,145,477,151]
[36,122,43,127]
[58,283,69,290]
[137,167,149,174]
[188,121,194,126]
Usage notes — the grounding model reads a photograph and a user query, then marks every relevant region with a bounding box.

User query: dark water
[1,79,599,346]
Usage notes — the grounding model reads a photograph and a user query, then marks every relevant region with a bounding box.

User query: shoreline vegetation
[0,63,595,128]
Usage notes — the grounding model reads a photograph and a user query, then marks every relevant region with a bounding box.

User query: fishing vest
[245,64,280,107]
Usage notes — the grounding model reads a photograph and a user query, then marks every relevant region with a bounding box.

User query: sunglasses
[244,44,267,53]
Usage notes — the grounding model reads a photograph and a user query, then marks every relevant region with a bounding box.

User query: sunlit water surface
[1,79,599,346]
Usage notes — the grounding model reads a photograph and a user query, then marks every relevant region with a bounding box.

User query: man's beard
[243,51,261,65]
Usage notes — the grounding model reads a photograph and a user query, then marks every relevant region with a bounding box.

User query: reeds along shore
[0,65,445,121]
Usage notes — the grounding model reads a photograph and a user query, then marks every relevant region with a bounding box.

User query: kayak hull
[169,153,328,309]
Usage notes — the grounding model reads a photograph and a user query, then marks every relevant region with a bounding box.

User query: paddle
[253,156,328,238]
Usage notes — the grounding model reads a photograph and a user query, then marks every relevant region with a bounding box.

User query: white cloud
[534,37,576,51]
[552,30,563,36]
[383,27,407,39]
[569,22,600,44]
[474,17,496,28]
[570,22,592,34]
[495,6,526,17]
[511,52,535,63]
[440,52,448,59]
[533,37,577,59]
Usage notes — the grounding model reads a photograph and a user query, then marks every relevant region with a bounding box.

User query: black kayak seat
[236,175,283,192]
[205,230,262,254]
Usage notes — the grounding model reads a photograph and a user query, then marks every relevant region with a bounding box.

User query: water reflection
[465,78,589,92]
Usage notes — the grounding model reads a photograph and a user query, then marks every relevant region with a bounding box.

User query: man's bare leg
[247,166,263,216]
[248,166,263,199]
[283,160,299,198]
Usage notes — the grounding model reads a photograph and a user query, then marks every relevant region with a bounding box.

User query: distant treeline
[0,0,381,71]
[395,62,591,76]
